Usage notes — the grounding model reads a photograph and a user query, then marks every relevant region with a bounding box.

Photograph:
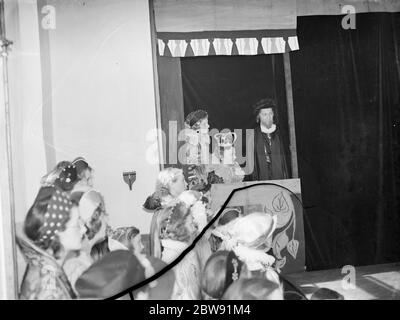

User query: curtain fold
[292,13,400,269]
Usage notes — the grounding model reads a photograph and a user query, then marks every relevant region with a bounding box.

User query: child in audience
[63,189,109,288]
[222,278,284,300]
[75,250,146,300]
[176,190,212,269]
[159,201,202,300]
[18,186,85,299]
[201,250,249,300]
[144,167,188,258]
[108,226,144,255]
[71,157,94,192]
[90,237,110,262]
[211,212,280,285]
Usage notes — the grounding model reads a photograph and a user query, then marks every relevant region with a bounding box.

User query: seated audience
[18,186,85,299]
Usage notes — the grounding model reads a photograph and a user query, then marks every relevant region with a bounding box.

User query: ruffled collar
[260,124,276,134]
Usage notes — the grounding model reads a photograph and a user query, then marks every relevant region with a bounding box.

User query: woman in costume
[63,189,109,289]
[17,186,86,299]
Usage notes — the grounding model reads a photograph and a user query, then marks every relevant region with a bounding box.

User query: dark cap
[72,157,90,175]
[252,98,277,115]
[55,165,78,191]
[75,250,146,299]
[185,109,208,128]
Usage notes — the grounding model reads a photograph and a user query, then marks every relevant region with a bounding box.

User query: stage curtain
[291,13,400,270]
[153,0,299,57]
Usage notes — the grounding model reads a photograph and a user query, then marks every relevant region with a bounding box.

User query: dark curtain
[292,13,400,270]
[181,54,291,175]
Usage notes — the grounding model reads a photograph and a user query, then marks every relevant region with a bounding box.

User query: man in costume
[250,98,289,181]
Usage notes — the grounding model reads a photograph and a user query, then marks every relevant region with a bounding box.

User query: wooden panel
[154,0,297,32]
[210,179,305,274]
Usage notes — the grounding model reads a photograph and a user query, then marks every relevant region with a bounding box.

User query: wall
[5,0,46,225]
[39,0,159,232]
[4,0,47,292]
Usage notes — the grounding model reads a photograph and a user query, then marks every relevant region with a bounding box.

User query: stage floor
[285,262,400,300]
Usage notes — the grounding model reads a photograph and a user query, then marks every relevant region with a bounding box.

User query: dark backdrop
[291,13,400,270]
[181,54,291,176]
[177,12,400,271]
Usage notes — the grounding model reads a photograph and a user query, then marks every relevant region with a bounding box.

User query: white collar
[260,124,276,134]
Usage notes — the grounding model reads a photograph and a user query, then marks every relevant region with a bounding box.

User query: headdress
[184,109,208,128]
[143,168,182,211]
[252,98,277,116]
[212,212,277,272]
[35,187,73,246]
[71,157,90,174]
[55,164,78,191]
[78,189,104,222]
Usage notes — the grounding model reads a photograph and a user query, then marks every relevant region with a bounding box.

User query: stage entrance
[156,53,294,178]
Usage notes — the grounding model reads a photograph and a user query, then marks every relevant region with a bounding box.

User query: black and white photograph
[0,0,399,303]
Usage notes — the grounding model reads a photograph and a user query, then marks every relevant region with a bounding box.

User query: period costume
[212,212,280,284]
[252,124,289,181]
[161,239,202,300]
[16,229,76,300]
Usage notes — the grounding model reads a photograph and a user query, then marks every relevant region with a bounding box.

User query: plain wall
[40,0,160,232]
[5,0,46,224]
[4,0,47,291]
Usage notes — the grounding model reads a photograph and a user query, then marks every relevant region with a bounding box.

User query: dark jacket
[251,126,289,181]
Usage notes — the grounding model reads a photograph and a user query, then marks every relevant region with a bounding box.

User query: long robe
[251,126,289,181]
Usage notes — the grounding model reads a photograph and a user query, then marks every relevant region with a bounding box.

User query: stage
[285,263,400,300]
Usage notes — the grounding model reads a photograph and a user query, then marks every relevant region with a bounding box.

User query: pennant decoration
[157,32,299,57]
